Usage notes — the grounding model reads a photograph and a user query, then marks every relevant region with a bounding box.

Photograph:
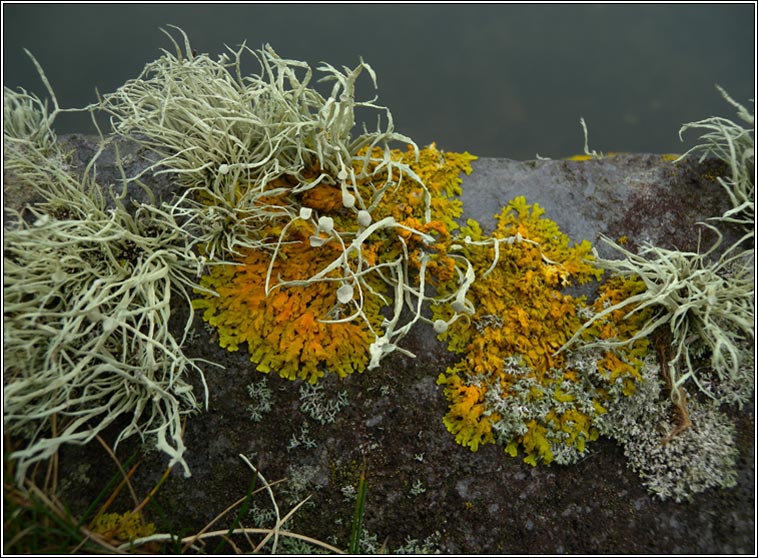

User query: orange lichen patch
[589,275,650,347]
[193,226,380,383]
[434,197,648,465]
[250,190,292,209]
[436,197,602,353]
[300,183,344,213]
[348,144,475,293]
[195,144,477,382]
[582,274,652,395]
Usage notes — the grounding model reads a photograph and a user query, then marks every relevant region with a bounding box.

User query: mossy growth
[89,512,156,545]
[193,144,476,382]
[433,197,651,465]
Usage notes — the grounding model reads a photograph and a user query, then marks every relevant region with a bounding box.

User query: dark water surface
[3,4,754,160]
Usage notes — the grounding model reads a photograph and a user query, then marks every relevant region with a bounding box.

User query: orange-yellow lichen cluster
[89,511,156,544]
[354,144,474,286]
[583,274,651,394]
[434,197,649,464]
[193,144,476,382]
[193,220,381,382]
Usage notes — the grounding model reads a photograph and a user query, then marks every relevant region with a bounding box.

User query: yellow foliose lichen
[437,368,500,452]
[194,220,382,383]
[361,142,475,230]
[434,196,650,465]
[89,511,156,544]
[194,145,477,382]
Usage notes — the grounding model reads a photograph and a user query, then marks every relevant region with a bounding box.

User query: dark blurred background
[3,3,755,159]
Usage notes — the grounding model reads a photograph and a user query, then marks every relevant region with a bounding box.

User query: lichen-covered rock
[4,135,753,553]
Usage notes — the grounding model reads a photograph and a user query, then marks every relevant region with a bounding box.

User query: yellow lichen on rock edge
[434,197,649,465]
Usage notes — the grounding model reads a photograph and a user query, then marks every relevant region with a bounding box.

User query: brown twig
[653,328,693,444]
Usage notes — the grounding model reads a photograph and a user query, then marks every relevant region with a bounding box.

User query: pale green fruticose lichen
[98,27,481,375]
[3,55,212,482]
[677,85,754,234]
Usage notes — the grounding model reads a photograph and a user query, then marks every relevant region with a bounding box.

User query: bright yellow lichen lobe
[194,234,378,383]
[367,143,475,228]
[89,512,156,544]
[565,152,620,161]
[434,197,649,465]
[194,145,476,382]
[437,373,498,452]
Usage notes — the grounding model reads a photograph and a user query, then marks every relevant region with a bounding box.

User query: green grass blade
[348,458,368,554]
[212,475,258,554]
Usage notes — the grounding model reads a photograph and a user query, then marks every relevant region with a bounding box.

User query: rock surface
[5,135,754,554]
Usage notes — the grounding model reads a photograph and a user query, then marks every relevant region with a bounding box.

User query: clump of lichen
[193,144,476,382]
[193,223,380,382]
[594,356,741,502]
[562,90,754,415]
[3,54,210,482]
[563,231,754,410]
[3,185,210,481]
[559,88,754,498]
[4,50,62,162]
[89,512,156,545]
[101,28,480,377]
[99,26,420,261]
[433,197,651,465]
[677,85,754,235]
